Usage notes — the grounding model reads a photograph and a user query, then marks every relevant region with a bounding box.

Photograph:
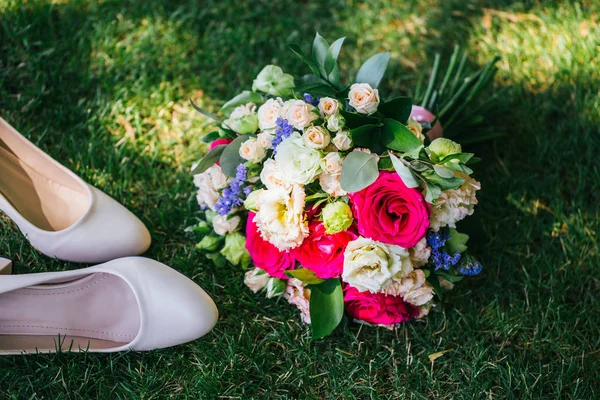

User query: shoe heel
[0,257,12,275]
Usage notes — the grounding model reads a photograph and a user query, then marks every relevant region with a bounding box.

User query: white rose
[239,137,266,163]
[318,97,340,116]
[260,159,292,191]
[284,278,311,324]
[257,98,283,131]
[321,152,343,176]
[282,99,319,130]
[326,113,345,132]
[193,164,228,211]
[332,131,353,151]
[342,237,413,293]
[383,269,434,306]
[212,214,240,236]
[319,174,347,198]
[257,131,275,149]
[244,268,270,293]
[348,83,380,114]
[302,126,331,149]
[274,133,322,185]
[254,185,309,251]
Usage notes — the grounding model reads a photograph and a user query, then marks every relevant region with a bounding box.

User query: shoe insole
[0,273,141,353]
[0,141,90,231]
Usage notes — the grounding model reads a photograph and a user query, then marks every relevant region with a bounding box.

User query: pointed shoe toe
[0,117,151,263]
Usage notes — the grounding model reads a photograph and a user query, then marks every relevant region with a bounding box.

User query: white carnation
[408,237,431,267]
[212,214,240,236]
[284,278,311,324]
[430,174,481,231]
[383,269,434,306]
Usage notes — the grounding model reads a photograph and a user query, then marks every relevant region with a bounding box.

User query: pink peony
[245,212,295,279]
[349,171,429,249]
[292,221,356,279]
[344,285,419,326]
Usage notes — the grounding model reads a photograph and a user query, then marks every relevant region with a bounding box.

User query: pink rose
[349,171,429,249]
[245,212,295,279]
[344,285,418,326]
[293,221,356,279]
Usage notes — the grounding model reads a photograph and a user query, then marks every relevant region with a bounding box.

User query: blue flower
[271,117,294,153]
[303,93,320,107]
[457,254,483,276]
[215,164,250,216]
[426,229,460,271]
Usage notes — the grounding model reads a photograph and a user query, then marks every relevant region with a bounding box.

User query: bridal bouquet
[189,34,496,338]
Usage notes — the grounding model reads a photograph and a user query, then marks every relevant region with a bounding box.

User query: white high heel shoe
[0,118,151,263]
[0,256,218,354]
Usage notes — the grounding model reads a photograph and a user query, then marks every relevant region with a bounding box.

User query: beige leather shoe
[0,118,151,263]
[0,256,218,354]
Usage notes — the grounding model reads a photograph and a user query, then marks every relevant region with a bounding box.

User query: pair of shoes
[0,118,218,354]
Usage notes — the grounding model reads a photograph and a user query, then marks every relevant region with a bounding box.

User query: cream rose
[257,131,275,149]
[348,83,380,114]
[274,133,322,185]
[244,268,270,293]
[193,164,228,211]
[321,152,344,176]
[326,113,345,132]
[302,126,331,149]
[254,185,309,251]
[282,99,319,130]
[318,97,340,116]
[239,137,266,164]
[407,118,425,141]
[284,278,311,324]
[212,214,240,236]
[260,159,292,191]
[342,237,413,293]
[319,174,347,198]
[257,98,283,131]
[332,131,353,151]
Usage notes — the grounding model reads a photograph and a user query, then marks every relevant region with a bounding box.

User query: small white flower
[342,237,413,293]
[257,131,275,149]
[257,98,283,131]
[239,137,266,164]
[326,113,345,132]
[193,164,228,211]
[254,185,309,251]
[282,99,319,130]
[302,126,331,149]
[244,268,270,293]
[284,278,311,324]
[319,174,347,198]
[260,159,292,191]
[212,214,240,236]
[318,97,340,116]
[332,131,353,151]
[348,83,380,114]
[274,132,322,185]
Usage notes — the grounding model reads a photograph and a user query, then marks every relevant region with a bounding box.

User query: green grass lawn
[1,0,599,398]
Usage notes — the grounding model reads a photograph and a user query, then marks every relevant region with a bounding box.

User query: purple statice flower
[271,117,294,154]
[215,164,250,216]
[303,93,320,107]
[457,254,483,276]
[426,229,461,271]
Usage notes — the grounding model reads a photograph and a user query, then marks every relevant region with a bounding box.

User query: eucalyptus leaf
[285,268,325,285]
[191,100,223,124]
[356,52,390,89]
[309,278,344,339]
[433,165,455,179]
[220,135,251,177]
[389,153,419,188]
[191,145,226,175]
[381,118,423,152]
[220,91,263,116]
[312,32,329,78]
[410,160,430,172]
[340,151,379,193]
[423,172,465,190]
[379,96,412,123]
[439,152,474,164]
[424,181,442,203]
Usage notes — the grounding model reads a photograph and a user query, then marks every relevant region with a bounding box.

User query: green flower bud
[197,234,221,252]
[326,113,345,132]
[428,138,462,159]
[252,65,295,97]
[243,189,263,212]
[229,113,258,135]
[220,232,251,266]
[322,201,354,234]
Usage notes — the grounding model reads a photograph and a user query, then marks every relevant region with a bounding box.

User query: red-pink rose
[349,171,429,248]
[292,221,356,279]
[344,285,418,325]
[210,138,233,149]
[245,212,295,279]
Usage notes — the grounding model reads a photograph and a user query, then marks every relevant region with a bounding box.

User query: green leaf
[285,268,325,285]
[355,52,390,89]
[379,96,412,124]
[220,91,263,116]
[424,181,442,203]
[435,270,464,283]
[381,118,423,152]
[324,37,345,86]
[312,32,329,78]
[294,82,338,97]
[349,124,382,148]
[191,145,227,175]
[220,135,251,177]
[389,153,419,188]
[287,44,321,76]
[340,151,379,193]
[433,165,455,179]
[339,110,379,129]
[439,152,474,164]
[191,100,223,123]
[201,132,221,143]
[428,274,443,300]
[309,278,344,339]
[423,172,465,190]
[447,229,469,253]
